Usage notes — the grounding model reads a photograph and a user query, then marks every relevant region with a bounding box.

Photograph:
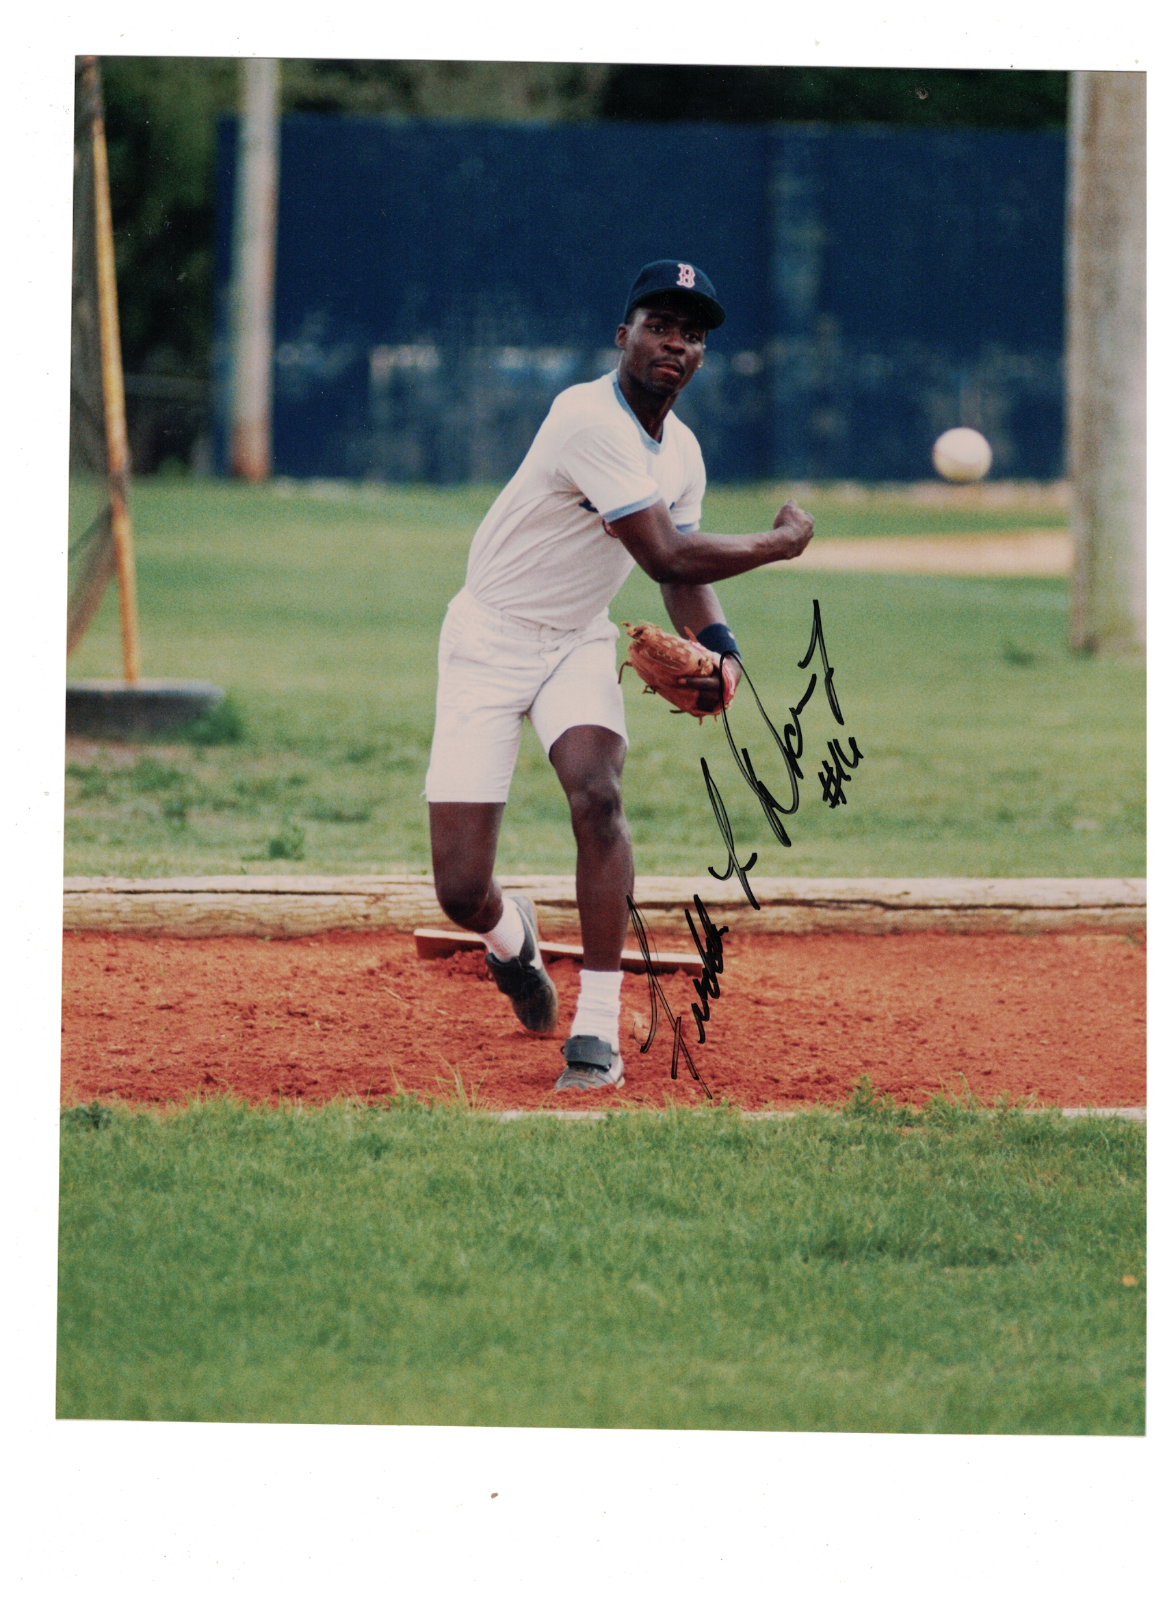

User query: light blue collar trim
[610,370,663,455]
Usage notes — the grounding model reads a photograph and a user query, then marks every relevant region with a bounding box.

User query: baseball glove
[619,621,733,721]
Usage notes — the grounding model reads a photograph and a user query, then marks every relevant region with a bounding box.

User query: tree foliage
[101,57,238,381]
[598,65,1067,129]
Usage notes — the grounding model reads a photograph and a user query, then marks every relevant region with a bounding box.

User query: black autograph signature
[683,893,729,1044]
[626,894,723,1100]
[623,602,860,1095]
[702,600,864,892]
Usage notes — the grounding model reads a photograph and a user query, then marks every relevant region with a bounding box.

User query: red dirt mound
[61,929,1145,1111]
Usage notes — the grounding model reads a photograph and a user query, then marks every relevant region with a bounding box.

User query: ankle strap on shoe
[562,1035,615,1069]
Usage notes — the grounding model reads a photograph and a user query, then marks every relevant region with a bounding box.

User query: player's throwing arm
[612,497,813,717]
[609,496,814,588]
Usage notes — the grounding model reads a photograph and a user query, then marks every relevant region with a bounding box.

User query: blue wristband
[696,623,740,659]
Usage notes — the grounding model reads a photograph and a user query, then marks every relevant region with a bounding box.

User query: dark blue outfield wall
[214,117,1066,483]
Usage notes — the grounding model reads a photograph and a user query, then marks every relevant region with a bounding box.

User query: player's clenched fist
[769,498,814,562]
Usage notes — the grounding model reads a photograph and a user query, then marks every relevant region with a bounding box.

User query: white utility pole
[1066,71,1146,654]
[229,58,280,481]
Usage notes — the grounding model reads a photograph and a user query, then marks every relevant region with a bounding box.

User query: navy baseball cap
[624,260,726,330]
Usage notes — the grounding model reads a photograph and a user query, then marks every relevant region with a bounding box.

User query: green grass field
[57,1096,1145,1432]
[60,480,1144,1438]
[64,478,1143,880]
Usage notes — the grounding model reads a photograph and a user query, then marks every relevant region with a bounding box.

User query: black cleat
[554,1034,625,1091]
[485,893,559,1034]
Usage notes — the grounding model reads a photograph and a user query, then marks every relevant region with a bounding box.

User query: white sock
[570,969,623,1051]
[481,895,527,962]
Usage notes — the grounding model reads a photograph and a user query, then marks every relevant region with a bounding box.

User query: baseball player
[425,260,813,1090]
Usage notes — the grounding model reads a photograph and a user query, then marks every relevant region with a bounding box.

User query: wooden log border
[63,875,1146,940]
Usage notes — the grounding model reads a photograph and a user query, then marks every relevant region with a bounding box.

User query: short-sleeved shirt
[464,370,706,631]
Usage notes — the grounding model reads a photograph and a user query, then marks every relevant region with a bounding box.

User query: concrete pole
[1066,71,1146,654]
[229,59,280,481]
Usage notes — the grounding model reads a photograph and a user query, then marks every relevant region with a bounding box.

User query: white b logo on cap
[676,263,696,288]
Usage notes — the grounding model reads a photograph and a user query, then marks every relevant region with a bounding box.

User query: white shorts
[424,588,628,803]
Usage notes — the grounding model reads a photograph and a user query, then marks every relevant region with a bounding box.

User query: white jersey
[464,370,706,631]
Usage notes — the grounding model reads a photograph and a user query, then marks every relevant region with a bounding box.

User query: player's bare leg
[428,801,506,932]
[549,724,634,969]
[428,800,559,1034]
[549,724,632,1089]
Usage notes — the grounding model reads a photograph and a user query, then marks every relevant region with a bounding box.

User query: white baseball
[932,427,993,482]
